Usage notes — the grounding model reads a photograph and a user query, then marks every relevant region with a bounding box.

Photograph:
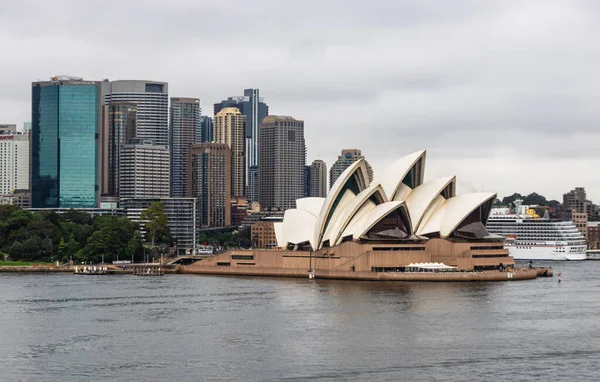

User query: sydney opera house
[186,150,516,279]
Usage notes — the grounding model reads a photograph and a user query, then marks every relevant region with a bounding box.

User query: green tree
[58,237,66,259]
[501,193,523,206]
[140,202,170,246]
[523,192,547,206]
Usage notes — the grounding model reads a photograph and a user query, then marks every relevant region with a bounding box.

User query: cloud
[2,0,600,202]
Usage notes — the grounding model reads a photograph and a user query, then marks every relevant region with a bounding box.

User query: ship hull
[507,246,586,261]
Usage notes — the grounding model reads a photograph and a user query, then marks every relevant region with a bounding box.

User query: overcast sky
[1,0,599,202]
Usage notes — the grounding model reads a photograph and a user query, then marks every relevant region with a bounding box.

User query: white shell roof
[282,209,319,248]
[375,150,426,200]
[405,176,455,232]
[352,201,410,240]
[338,199,378,245]
[273,222,285,248]
[439,192,496,237]
[321,183,387,247]
[296,197,325,216]
[274,150,497,249]
[313,159,369,249]
[415,195,446,236]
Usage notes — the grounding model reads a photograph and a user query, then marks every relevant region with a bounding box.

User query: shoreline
[0,264,553,281]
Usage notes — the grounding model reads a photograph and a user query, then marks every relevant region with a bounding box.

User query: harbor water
[0,261,599,381]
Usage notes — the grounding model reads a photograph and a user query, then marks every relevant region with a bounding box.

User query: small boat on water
[74,266,109,275]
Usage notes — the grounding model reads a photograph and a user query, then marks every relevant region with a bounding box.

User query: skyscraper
[199,115,213,143]
[0,132,29,195]
[188,143,231,228]
[214,108,246,198]
[310,159,327,197]
[119,139,170,198]
[259,115,306,210]
[102,80,169,146]
[169,97,201,197]
[330,149,374,188]
[31,77,101,208]
[303,165,311,198]
[214,89,268,202]
[105,103,136,196]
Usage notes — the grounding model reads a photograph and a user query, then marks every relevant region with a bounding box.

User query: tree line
[496,192,560,207]
[0,202,170,264]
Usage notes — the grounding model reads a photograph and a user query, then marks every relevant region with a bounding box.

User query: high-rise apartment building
[104,103,136,196]
[119,139,170,198]
[214,108,246,198]
[0,132,29,195]
[31,77,101,208]
[102,80,169,146]
[214,89,268,202]
[188,143,231,228]
[309,159,327,197]
[170,98,201,197]
[258,116,306,210]
[330,149,374,188]
[563,187,588,214]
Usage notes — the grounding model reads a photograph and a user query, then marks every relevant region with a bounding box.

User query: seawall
[180,265,541,282]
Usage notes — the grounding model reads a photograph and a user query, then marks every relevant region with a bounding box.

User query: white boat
[486,203,586,261]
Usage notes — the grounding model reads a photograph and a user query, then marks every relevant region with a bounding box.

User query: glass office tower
[31,78,100,208]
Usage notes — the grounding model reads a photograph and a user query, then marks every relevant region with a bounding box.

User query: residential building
[251,216,283,248]
[588,222,600,249]
[231,197,250,227]
[572,210,588,240]
[0,133,29,195]
[188,143,231,228]
[214,108,246,198]
[170,97,201,197]
[119,139,170,198]
[31,77,101,208]
[258,115,306,210]
[121,197,197,255]
[102,80,169,146]
[330,149,374,188]
[310,159,327,197]
[214,89,268,202]
[104,102,136,196]
[563,187,587,213]
[0,189,31,208]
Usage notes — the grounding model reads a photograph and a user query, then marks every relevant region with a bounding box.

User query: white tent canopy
[406,262,458,271]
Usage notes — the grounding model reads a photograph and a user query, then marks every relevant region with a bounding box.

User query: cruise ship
[486,203,587,261]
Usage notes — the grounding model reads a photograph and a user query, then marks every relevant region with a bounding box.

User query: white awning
[406,262,457,270]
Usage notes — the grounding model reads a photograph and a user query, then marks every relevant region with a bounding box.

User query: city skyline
[2,1,600,202]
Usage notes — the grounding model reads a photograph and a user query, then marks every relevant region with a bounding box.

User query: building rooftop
[262,115,298,123]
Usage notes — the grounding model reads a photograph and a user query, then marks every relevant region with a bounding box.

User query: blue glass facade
[32,82,99,208]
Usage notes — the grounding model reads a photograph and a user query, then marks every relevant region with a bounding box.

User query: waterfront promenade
[0,262,552,281]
